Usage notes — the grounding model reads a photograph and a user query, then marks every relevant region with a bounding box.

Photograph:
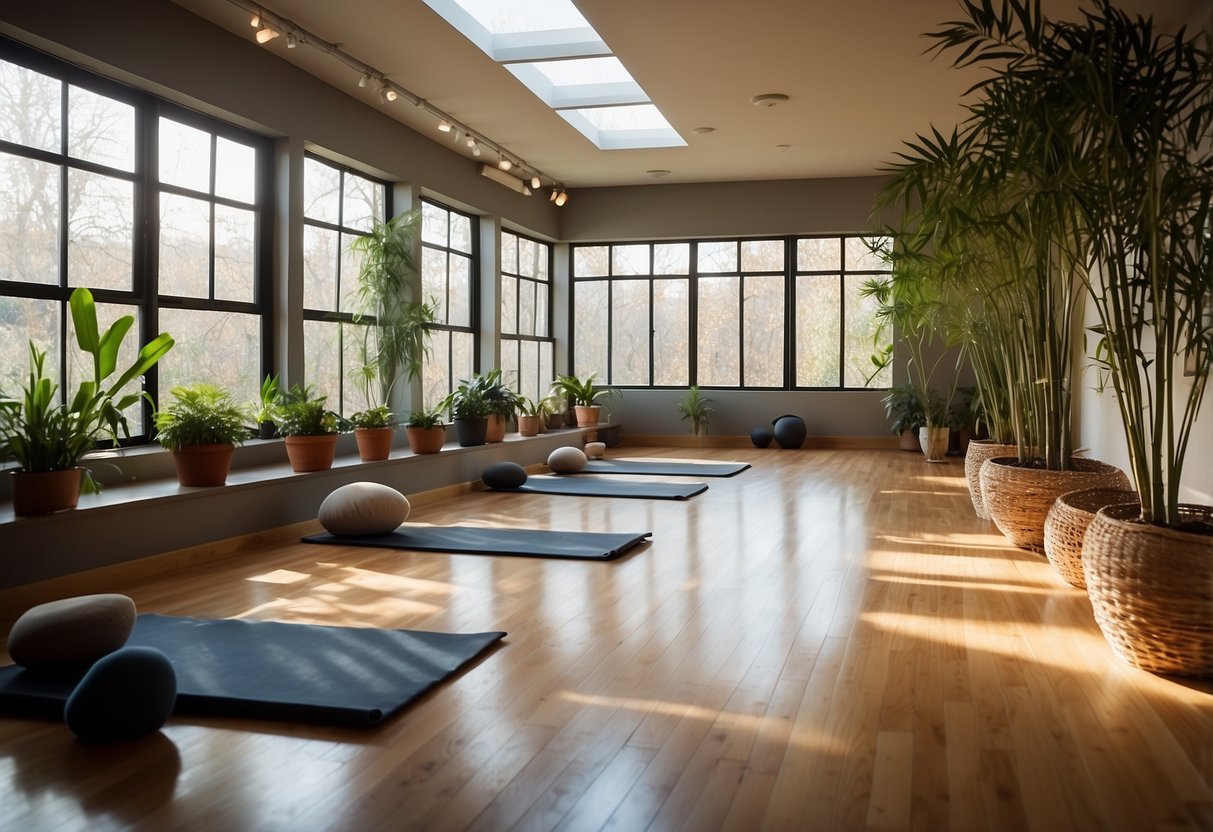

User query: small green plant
[881,384,928,435]
[272,385,338,436]
[464,369,520,418]
[153,384,251,451]
[676,386,714,437]
[518,395,555,418]
[255,374,281,425]
[406,402,447,429]
[349,404,393,429]
[446,383,489,420]
[551,373,616,407]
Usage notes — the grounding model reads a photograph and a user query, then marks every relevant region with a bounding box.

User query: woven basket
[1042,488,1138,588]
[980,457,1131,550]
[1084,503,1213,677]
[964,440,1018,519]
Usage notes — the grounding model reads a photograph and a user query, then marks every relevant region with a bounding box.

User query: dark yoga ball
[772,415,807,449]
[482,461,528,489]
[65,646,177,742]
[750,427,774,448]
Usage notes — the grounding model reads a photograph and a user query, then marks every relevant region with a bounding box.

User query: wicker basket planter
[980,457,1131,550]
[1083,503,1213,676]
[964,440,1018,519]
[1042,488,1138,588]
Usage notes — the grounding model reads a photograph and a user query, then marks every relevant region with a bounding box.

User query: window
[571,235,890,390]
[499,230,553,403]
[301,155,387,415]
[420,199,477,407]
[0,39,271,437]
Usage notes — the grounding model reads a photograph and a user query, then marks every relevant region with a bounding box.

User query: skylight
[422,0,685,150]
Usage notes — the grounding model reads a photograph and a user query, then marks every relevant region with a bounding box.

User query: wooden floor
[1,448,1211,831]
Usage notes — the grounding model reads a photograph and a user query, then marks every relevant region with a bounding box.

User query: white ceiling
[171,0,1204,188]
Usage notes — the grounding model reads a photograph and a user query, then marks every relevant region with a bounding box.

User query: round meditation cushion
[750,427,774,449]
[8,594,136,669]
[584,442,606,459]
[482,461,528,489]
[318,482,410,536]
[548,446,588,474]
[772,415,807,449]
[64,646,177,742]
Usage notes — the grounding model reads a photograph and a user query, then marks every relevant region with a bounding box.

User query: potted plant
[516,396,554,438]
[153,383,250,487]
[0,288,174,515]
[349,209,436,422]
[551,373,616,430]
[405,403,447,454]
[446,383,490,447]
[254,374,280,440]
[927,1,1212,673]
[348,404,395,462]
[880,385,927,452]
[676,386,714,441]
[463,369,518,443]
[273,384,340,472]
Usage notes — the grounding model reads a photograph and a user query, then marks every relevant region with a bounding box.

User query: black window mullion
[688,241,698,385]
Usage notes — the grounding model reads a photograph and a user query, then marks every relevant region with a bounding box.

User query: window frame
[420,197,479,405]
[499,228,554,402]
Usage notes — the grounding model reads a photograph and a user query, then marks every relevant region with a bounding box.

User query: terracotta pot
[11,468,83,516]
[354,426,395,462]
[405,425,446,454]
[897,429,920,452]
[547,413,565,430]
[964,440,1018,519]
[518,414,541,437]
[172,443,235,487]
[1084,502,1213,676]
[486,413,507,443]
[979,456,1131,550]
[573,405,602,428]
[283,434,338,472]
[918,426,949,462]
[453,417,488,447]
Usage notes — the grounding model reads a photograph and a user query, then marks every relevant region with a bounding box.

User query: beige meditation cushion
[548,445,588,474]
[318,481,410,536]
[584,441,606,459]
[8,593,136,669]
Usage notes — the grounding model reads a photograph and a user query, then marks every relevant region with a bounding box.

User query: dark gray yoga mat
[507,475,708,500]
[303,525,652,560]
[0,614,505,726]
[577,459,750,477]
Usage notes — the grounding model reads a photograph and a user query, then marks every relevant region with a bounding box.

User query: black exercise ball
[772,415,807,449]
[751,427,774,448]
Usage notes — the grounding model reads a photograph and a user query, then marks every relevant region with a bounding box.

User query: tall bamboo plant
[349,209,436,415]
[930,0,1212,526]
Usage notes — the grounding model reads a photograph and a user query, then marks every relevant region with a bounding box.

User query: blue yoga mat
[0,614,505,726]
[576,459,750,477]
[304,525,652,560]
[506,475,708,500]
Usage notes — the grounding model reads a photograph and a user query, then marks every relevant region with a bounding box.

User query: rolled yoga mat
[575,459,750,477]
[303,525,652,561]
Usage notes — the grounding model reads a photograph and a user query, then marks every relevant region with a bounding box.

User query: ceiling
[170,0,1205,188]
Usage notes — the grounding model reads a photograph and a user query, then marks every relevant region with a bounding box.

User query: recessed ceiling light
[751,93,790,108]
[646,169,672,178]
[776,144,792,152]
[691,126,715,135]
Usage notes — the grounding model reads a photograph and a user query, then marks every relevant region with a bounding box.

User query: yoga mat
[507,475,708,500]
[577,459,750,477]
[303,525,652,560]
[0,614,505,727]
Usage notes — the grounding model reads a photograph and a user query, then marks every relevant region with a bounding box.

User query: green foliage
[349,210,437,409]
[349,405,393,429]
[881,385,928,435]
[676,386,714,436]
[255,374,280,424]
[517,396,555,418]
[551,373,616,407]
[445,382,489,420]
[272,384,338,436]
[0,287,174,492]
[154,384,251,451]
[406,402,447,429]
[463,369,521,418]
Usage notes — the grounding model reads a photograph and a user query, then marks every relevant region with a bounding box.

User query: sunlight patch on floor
[246,569,311,585]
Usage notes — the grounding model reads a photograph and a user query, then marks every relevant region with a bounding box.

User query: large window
[571,235,891,389]
[499,230,554,403]
[301,155,387,415]
[420,199,477,407]
[0,39,270,437]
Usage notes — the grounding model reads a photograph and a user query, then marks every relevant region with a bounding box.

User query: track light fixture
[555,190,568,207]
[228,0,557,198]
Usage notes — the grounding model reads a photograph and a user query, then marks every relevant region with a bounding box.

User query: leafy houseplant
[676,386,714,438]
[349,209,437,419]
[255,374,280,439]
[880,385,927,452]
[463,369,519,442]
[273,385,340,472]
[349,404,395,462]
[551,373,616,431]
[0,287,174,514]
[446,382,490,447]
[154,383,250,487]
[405,403,447,454]
[517,396,554,437]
